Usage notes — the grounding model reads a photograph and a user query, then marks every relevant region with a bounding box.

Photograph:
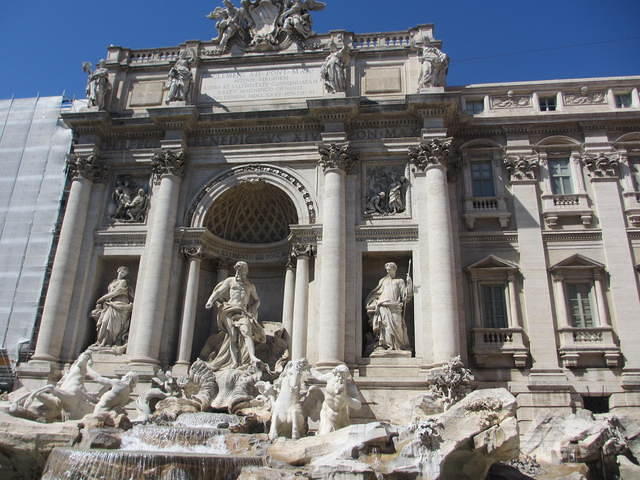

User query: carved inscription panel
[199,67,323,103]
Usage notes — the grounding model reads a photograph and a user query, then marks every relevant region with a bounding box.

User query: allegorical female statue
[91,266,134,348]
[418,45,449,90]
[365,262,413,355]
[166,50,194,104]
[320,44,350,94]
[82,60,111,110]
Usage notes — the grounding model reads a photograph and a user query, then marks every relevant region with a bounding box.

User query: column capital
[408,137,454,172]
[583,152,620,179]
[318,142,358,174]
[152,149,186,182]
[66,153,108,183]
[504,154,540,183]
[182,245,204,260]
[292,243,316,259]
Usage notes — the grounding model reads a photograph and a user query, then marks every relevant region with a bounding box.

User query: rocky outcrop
[268,422,397,467]
[387,388,519,480]
[0,412,81,480]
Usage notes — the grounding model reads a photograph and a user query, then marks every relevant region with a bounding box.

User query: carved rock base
[369,348,412,359]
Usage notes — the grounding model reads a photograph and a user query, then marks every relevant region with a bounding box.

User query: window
[566,282,596,328]
[471,161,496,197]
[615,93,632,109]
[465,100,484,115]
[481,284,508,328]
[549,158,574,195]
[539,96,557,112]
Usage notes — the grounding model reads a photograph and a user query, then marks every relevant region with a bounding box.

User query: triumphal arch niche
[24,0,491,423]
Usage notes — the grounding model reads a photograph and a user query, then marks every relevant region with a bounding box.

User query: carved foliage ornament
[67,154,108,183]
[583,153,620,178]
[291,243,315,258]
[318,143,358,173]
[152,149,186,180]
[504,154,539,182]
[182,246,204,259]
[408,138,453,171]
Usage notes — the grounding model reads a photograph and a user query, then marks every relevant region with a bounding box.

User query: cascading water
[41,448,265,480]
[122,425,228,453]
[41,413,264,480]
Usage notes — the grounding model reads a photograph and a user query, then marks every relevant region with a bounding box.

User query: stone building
[14,8,640,433]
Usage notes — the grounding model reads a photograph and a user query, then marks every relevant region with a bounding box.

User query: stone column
[316,143,358,368]
[32,153,106,363]
[505,153,562,373]
[409,138,460,364]
[586,154,640,373]
[175,247,203,369]
[291,244,314,360]
[128,149,185,367]
[281,257,296,351]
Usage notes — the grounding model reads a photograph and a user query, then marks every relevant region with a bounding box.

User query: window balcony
[622,192,640,227]
[463,196,511,230]
[471,327,529,368]
[558,327,622,368]
[541,193,593,228]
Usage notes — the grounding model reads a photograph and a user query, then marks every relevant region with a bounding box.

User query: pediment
[550,254,605,271]
[466,255,519,272]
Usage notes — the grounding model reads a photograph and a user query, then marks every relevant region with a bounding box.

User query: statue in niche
[166,49,195,104]
[364,166,409,216]
[91,266,134,350]
[418,45,449,90]
[82,60,111,110]
[365,262,413,356]
[320,43,351,94]
[205,261,266,370]
[111,178,149,224]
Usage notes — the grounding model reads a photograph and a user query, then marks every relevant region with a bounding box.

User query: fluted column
[128,149,185,366]
[291,244,314,360]
[316,143,358,367]
[281,257,296,351]
[409,138,460,364]
[33,153,106,363]
[176,247,203,367]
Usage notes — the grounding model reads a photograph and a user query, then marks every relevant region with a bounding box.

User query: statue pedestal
[370,349,412,359]
[89,349,130,377]
[418,87,445,94]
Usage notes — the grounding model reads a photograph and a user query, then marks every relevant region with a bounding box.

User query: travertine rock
[388,388,519,480]
[268,422,397,466]
[238,466,309,480]
[521,409,628,464]
[618,456,640,479]
[76,428,122,450]
[0,412,80,480]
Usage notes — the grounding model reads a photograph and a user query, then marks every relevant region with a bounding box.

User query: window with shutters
[481,284,508,328]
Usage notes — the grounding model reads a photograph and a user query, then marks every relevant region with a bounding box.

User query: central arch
[188,164,317,229]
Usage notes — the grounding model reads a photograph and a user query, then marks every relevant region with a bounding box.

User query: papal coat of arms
[207,0,326,53]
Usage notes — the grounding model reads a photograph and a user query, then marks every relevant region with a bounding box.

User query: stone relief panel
[490,91,531,109]
[563,87,607,106]
[108,176,150,225]
[363,164,410,218]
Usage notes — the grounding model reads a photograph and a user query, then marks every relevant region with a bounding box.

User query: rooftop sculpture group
[207,0,326,53]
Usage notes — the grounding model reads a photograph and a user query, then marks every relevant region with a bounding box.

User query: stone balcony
[558,327,622,368]
[471,328,529,369]
[463,196,511,230]
[623,192,640,227]
[541,193,594,228]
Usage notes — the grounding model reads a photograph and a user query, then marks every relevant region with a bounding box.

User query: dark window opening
[583,395,610,414]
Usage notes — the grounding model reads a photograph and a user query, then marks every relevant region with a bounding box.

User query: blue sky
[1,0,639,99]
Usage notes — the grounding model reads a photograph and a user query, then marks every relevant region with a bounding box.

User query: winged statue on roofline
[207,0,326,54]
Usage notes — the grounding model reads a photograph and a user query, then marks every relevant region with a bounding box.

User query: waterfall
[42,448,265,480]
